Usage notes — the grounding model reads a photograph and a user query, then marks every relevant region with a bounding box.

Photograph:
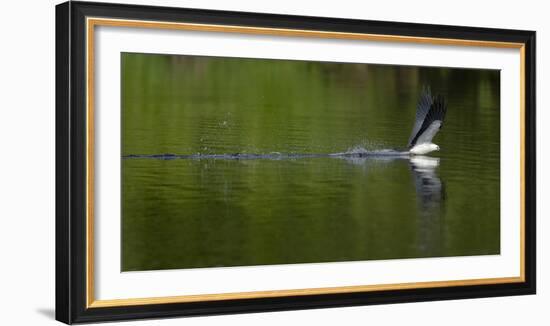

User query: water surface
[121,53,500,271]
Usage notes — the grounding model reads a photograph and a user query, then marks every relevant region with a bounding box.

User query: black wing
[407,88,447,148]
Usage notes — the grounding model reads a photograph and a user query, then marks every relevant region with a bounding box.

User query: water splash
[346,145,370,154]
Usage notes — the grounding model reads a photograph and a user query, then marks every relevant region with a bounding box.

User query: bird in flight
[407,87,448,155]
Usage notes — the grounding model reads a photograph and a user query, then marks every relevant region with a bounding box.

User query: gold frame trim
[85,17,526,308]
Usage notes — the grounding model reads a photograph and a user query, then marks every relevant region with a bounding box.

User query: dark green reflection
[121,52,500,271]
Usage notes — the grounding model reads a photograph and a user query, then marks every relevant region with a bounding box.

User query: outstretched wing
[407,89,447,148]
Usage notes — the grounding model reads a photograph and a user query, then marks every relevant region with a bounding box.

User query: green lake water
[121,52,500,272]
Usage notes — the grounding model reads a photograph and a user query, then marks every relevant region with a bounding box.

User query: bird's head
[435,144,440,151]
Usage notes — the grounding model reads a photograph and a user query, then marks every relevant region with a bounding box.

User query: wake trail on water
[123,146,410,160]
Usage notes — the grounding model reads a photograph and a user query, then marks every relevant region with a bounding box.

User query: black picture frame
[56,1,536,324]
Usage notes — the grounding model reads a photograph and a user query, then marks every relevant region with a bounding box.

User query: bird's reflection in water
[409,156,445,210]
[409,156,445,256]
[338,155,444,208]
[339,154,445,257]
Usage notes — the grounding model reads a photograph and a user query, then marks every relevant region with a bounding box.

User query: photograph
[52,1,536,323]
[121,52,501,272]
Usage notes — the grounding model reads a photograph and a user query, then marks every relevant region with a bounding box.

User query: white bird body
[409,143,440,155]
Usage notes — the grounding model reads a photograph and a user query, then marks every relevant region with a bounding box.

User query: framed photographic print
[55,1,536,324]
